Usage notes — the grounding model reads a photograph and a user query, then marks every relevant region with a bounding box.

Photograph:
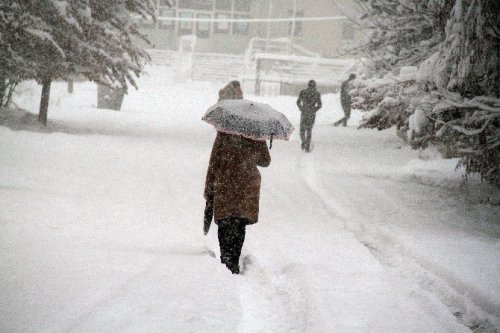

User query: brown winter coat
[204,132,271,224]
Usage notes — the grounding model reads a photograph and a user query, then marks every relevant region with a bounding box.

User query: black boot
[218,218,246,274]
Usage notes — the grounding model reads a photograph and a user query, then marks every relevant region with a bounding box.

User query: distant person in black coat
[334,74,356,127]
[297,80,322,152]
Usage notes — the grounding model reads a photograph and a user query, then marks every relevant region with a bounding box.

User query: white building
[138,0,362,57]
[136,0,362,95]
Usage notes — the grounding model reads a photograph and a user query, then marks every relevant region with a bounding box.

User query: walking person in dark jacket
[297,80,322,152]
[334,74,356,127]
[204,81,271,274]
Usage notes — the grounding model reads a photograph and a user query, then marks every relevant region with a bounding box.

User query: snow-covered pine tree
[350,0,500,186]
[422,0,500,185]
[0,1,54,107]
[432,0,499,97]
[350,0,448,74]
[0,0,156,124]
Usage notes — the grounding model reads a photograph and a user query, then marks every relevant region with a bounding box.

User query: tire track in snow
[297,148,500,332]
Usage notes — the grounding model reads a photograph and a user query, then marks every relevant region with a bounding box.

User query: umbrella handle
[269,134,273,149]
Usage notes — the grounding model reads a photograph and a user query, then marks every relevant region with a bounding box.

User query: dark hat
[218,80,243,101]
[308,80,316,87]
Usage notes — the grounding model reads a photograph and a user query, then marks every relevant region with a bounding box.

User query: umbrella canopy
[202,99,294,141]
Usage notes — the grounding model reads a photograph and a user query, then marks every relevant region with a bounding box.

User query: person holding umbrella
[203,81,293,274]
[297,80,322,152]
[204,81,270,274]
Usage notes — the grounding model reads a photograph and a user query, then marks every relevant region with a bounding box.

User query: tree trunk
[68,80,73,94]
[5,82,17,107]
[38,78,51,125]
[0,73,6,107]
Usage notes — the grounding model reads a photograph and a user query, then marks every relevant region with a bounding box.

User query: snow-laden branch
[438,96,500,113]
[24,28,66,58]
[434,117,492,137]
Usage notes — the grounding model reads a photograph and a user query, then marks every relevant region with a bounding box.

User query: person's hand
[204,186,214,203]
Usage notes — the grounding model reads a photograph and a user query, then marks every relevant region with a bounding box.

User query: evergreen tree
[350,0,450,74]
[427,0,500,184]
[0,1,54,106]
[350,0,500,186]
[0,0,156,124]
[433,0,500,97]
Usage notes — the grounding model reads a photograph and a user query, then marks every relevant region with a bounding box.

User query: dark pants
[300,113,315,151]
[334,104,351,127]
[217,217,247,274]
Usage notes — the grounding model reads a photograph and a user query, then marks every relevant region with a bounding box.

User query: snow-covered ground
[1,66,499,332]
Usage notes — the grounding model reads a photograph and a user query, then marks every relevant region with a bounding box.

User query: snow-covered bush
[351,68,419,131]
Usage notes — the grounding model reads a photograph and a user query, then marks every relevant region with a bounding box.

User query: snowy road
[1,69,499,332]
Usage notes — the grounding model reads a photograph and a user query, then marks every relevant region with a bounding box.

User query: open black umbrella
[202,99,294,148]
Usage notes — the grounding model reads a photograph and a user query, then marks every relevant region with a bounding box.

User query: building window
[288,10,304,37]
[234,0,250,12]
[179,12,194,35]
[233,14,249,34]
[214,13,230,33]
[215,0,231,10]
[179,0,213,10]
[341,22,354,40]
[197,13,211,38]
[159,8,176,30]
